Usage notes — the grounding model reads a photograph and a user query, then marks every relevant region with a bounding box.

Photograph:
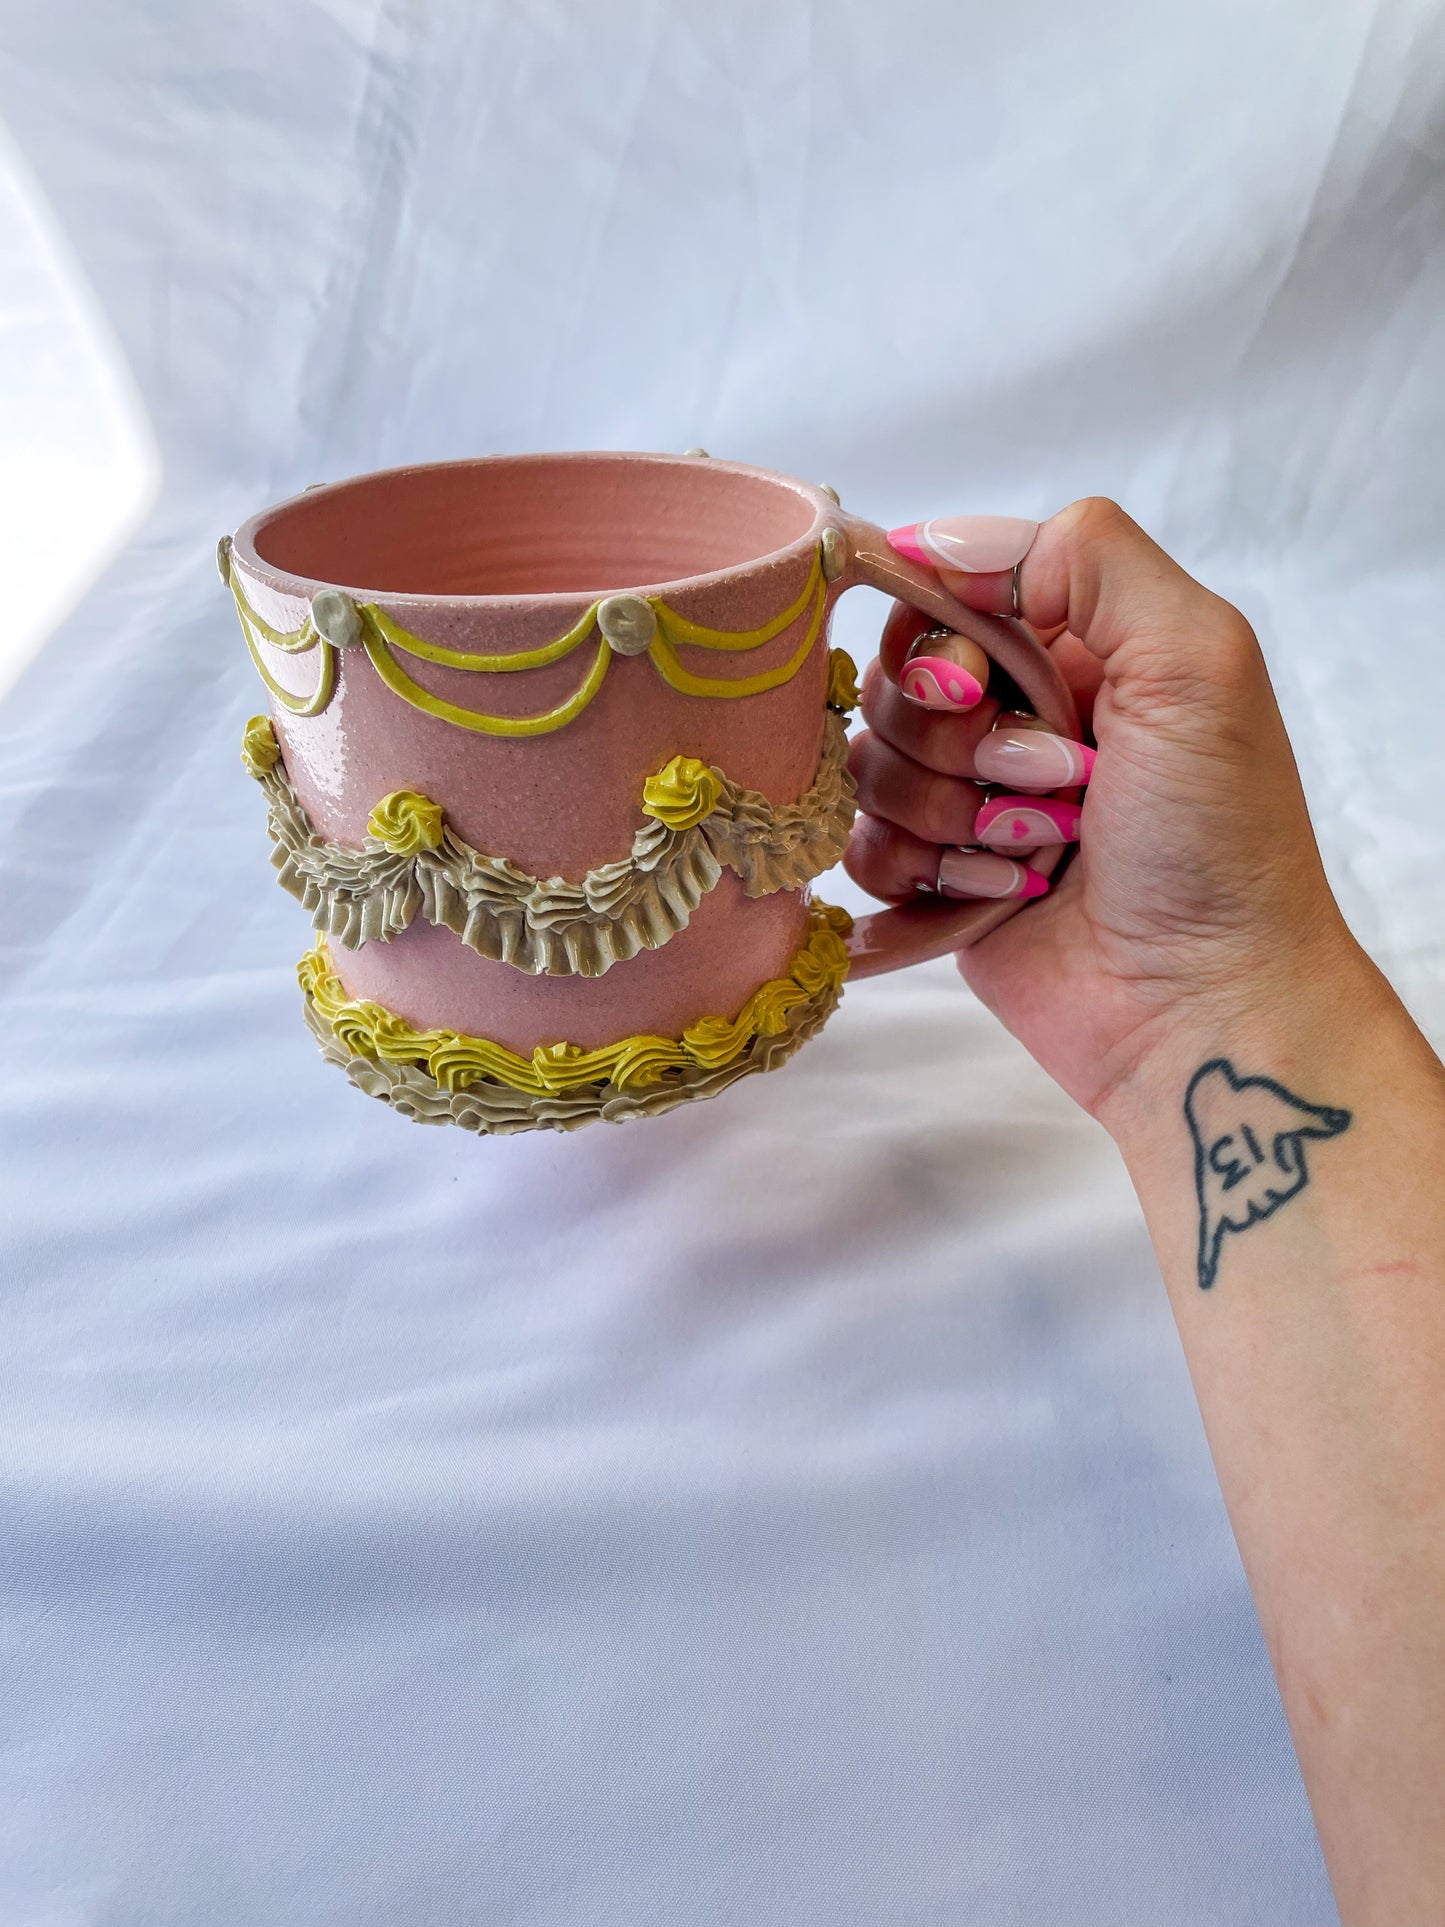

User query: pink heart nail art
[974,794,1082,851]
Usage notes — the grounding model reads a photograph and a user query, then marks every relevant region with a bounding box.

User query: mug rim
[230,451,835,610]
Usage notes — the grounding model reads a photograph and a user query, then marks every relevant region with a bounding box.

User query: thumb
[890,497,1255,705]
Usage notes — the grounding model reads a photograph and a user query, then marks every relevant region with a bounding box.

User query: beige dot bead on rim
[310,588,363,649]
[596,592,658,655]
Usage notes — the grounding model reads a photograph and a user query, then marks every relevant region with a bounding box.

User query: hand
[844,497,1366,1123]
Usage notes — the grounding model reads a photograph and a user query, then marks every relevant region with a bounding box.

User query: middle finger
[848,729,987,846]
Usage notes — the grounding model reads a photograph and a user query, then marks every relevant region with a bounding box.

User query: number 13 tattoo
[1185,1058,1352,1290]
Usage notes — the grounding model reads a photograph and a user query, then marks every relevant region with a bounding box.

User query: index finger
[877,600,993,715]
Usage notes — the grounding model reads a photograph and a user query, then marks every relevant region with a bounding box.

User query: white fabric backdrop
[3,1,1443,1919]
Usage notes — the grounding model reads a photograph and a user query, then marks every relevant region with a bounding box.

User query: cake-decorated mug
[224,452,1079,1134]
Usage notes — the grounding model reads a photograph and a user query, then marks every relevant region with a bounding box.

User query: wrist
[1092,921,1397,1159]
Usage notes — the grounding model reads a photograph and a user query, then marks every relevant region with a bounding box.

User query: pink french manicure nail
[973,726,1096,792]
[888,515,1039,576]
[975,794,1081,851]
[935,850,1049,900]
[899,656,984,711]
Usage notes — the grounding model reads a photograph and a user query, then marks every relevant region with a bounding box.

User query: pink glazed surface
[232,455,833,1053]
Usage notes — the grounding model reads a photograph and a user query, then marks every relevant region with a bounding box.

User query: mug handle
[832,513,1082,981]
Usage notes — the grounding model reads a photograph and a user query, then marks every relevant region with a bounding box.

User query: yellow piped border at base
[299,901,852,1098]
[303,969,838,1136]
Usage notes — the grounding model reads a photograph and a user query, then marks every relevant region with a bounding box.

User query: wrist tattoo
[1185,1058,1351,1290]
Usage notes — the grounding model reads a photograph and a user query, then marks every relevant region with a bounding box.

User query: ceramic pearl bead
[310,588,363,648]
[597,593,657,655]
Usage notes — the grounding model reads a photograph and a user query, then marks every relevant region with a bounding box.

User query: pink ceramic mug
[224,452,1079,1135]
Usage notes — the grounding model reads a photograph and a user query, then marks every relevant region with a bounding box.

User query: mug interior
[248,455,820,597]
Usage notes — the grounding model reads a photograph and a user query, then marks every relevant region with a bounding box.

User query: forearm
[1102,937,1445,1926]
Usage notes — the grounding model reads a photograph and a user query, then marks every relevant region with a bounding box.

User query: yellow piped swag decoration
[230,543,832,734]
[228,573,336,718]
[299,901,852,1097]
[366,790,445,854]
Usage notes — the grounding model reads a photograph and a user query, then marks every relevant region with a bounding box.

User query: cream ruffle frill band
[298,901,852,1136]
[243,707,858,978]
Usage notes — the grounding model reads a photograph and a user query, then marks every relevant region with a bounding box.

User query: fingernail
[900,656,984,711]
[936,850,1049,900]
[888,515,1039,576]
[973,726,1095,791]
[975,795,1081,851]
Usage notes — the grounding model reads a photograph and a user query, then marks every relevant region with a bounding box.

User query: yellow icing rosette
[241,714,281,777]
[826,647,860,714]
[640,755,723,830]
[367,789,445,854]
